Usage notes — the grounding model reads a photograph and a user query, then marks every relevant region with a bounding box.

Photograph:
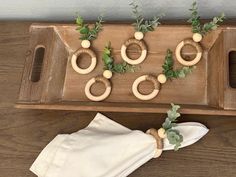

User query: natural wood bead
[134,31,144,40]
[158,128,166,139]
[157,74,167,84]
[103,70,113,79]
[192,33,202,43]
[81,40,91,48]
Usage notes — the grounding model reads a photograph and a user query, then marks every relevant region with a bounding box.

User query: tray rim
[15,102,236,116]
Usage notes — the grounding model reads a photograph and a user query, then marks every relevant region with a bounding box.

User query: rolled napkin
[30,113,208,177]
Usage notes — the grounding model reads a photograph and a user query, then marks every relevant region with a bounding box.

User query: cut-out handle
[228,51,236,88]
[30,46,45,82]
[17,25,56,103]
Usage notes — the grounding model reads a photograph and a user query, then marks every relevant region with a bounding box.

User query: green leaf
[102,54,113,65]
[162,103,181,130]
[201,12,225,34]
[162,104,183,151]
[187,1,225,35]
[80,26,89,34]
[162,118,172,130]
[75,14,104,41]
[162,49,194,80]
[171,103,180,111]
[104,48,111,55]
[167,110,180,121]
[102,42,135,74]
[187,1,201,34]
[166,129,183,151]
[76,16,83,26]
[178,70,186,78]
[130,1,162,33]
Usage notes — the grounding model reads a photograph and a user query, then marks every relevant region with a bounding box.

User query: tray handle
[18,26,54,103]
[228,51,236,89]
[29,45,45,83]
[222,28,236,109]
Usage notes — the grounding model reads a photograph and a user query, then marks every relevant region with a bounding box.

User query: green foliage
[162,49,194,79]
[187,1,225,35]
[130,1,162,33]
[187,1,201,33]
[76,15,104,41]
[102,42,135,73]
[201,13,225,34]
[162,103,183,151]
[167,129,183,151]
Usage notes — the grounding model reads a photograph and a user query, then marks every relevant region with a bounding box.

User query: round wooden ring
[85,76,111,101]
[71,48,97,74]
[121,38,147,65]
[146,128,163,158]
[175,39,203,66]
[132,75,160,101]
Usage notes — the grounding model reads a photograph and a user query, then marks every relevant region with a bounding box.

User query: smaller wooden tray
[16,23,236,116]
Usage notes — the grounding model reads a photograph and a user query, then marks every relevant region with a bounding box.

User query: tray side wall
[207,32,224,108]
[18,25,68,103]
[223,29,236,109]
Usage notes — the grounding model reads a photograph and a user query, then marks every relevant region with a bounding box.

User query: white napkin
[30,113,209,177]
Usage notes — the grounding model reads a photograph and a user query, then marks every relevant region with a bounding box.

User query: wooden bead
[158,128,166,139]
[134,31,144,40]
[192,33,202,43]
[103,70,113,79]
[81,40,91,48]
[157,74,167,84]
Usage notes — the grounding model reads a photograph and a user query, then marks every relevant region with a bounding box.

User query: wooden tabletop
[0,22,236,177]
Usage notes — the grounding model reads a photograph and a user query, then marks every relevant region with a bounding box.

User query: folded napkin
[30,113,208,177]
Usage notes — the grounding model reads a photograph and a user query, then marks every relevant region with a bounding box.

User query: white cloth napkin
[30,113,209,177]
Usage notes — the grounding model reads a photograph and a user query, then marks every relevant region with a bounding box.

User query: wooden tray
[15,23,236,116]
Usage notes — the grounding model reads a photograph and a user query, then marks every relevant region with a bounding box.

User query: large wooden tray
[16,23,236,115]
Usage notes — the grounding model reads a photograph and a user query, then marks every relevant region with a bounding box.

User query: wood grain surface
[0,22,236,177]
[16,23,236,115]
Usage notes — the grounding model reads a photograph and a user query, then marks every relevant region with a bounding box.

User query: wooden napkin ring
[146,128,163,158]
[175,39,203,66]
[146,128,163,149]
[121,38,147,65]
[71,48,97,74]
[132,75,160,100]
[85,76,111,101]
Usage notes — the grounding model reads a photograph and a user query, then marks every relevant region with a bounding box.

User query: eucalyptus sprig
[187,1,225,35]
[130,1,162,33]
[102,42,135,73]
[76,15,104,41]
[162,103,183,151]
[162,49,193,79]
[201,14,225,34]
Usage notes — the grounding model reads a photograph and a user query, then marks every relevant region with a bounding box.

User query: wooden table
[0,22,236,177]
